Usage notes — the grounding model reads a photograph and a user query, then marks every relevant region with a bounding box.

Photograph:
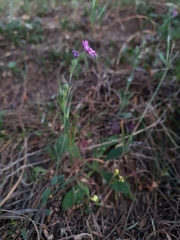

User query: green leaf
[100,171,113,184]
[92,135,119,158]
[92,0,97,9]
[83,5,90,17]
[33,166,47,175]
[62,183,89,210]
[31,166,47,181]
[51,174,64,186]
[70,58,78,75]
[79,51,86,60]
[97,5,106,21]
[8,61,16,68]
[21,228,27,240]
[158,52,166,65]
[0,111,5,131]
[118,112,133,119]
[100,171,134,199]
[119,89,125,100]
[111,181,130,195]
[111,181,134,200]
[104,145,128,161]
[84,185,90,196]
[69,142,81,158]
[41,188,51,205]
[45,209,51,217]
[58,174,64,184]
[54,134,67,158]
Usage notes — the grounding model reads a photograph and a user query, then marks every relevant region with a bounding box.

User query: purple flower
[72,50,79,58]
[146,35,151,41]
[88,47,97,57]
[172,8,178,18]
[126,122,135,133]
[82,40,97,57]
[111,120,120,134]
[82,40,89,52]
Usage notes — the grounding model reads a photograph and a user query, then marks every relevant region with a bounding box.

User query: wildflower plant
[56,40,97,168]
[84,0,107,39]
[61,40,96,118]
[57,40,133,210]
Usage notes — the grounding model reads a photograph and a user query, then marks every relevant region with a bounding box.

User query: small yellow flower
[113,169,125,183]
[114,169,119,176]
[119,175,125,183]
[91,195,99,203]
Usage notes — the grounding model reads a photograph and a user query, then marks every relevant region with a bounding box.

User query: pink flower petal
[82,40,89,51]
[82,40,97,57]
[88,47,97,57]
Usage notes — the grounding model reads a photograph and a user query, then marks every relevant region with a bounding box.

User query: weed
[29,166,47,182]
[7,61,21,75]
[46,40,133,211]
[0,19,43,46]
[84,0,107,39]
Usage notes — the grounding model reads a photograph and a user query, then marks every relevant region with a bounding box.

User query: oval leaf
[62,183,89,210]
[111,181,134,199]
[111,181,130,195]
[100,171,113,184]
[104,145,128,161]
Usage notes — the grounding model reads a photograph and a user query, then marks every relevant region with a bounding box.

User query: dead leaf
[138,217,147,228]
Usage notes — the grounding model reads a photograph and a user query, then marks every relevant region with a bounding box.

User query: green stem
[55,133,67,174]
